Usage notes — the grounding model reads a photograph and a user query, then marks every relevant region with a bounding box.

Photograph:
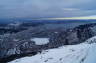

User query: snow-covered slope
[8,36,96,63]
[83,44,96,63]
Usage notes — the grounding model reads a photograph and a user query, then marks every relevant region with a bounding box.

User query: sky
[0,0,96,19]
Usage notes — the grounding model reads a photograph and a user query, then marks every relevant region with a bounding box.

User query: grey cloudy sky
[0,0,96,18]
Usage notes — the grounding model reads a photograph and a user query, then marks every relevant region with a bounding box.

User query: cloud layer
[0,0,96,18]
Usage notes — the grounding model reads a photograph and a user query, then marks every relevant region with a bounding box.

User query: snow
[54,32,58,34]
[30,38,49,45]
[85,36,96,44]
[8,36,96,63]
[13,39,19,41]
[83,44,96,63]
[8,22,21,27]
[8,43,95,63]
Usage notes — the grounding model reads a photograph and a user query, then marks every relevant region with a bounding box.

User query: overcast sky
[0,0,96,19]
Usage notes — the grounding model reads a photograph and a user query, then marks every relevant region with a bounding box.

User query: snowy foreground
[8,37,96,63]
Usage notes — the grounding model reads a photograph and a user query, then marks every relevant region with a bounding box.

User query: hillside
[1,22,96,63]
[8,36,96,63]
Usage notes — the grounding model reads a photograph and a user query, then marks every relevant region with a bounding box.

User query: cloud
[0,0,96,18]
[63,8,80,11]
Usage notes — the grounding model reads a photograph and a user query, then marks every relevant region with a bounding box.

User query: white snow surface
[8,36,96,63]
[30,38,49,45]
